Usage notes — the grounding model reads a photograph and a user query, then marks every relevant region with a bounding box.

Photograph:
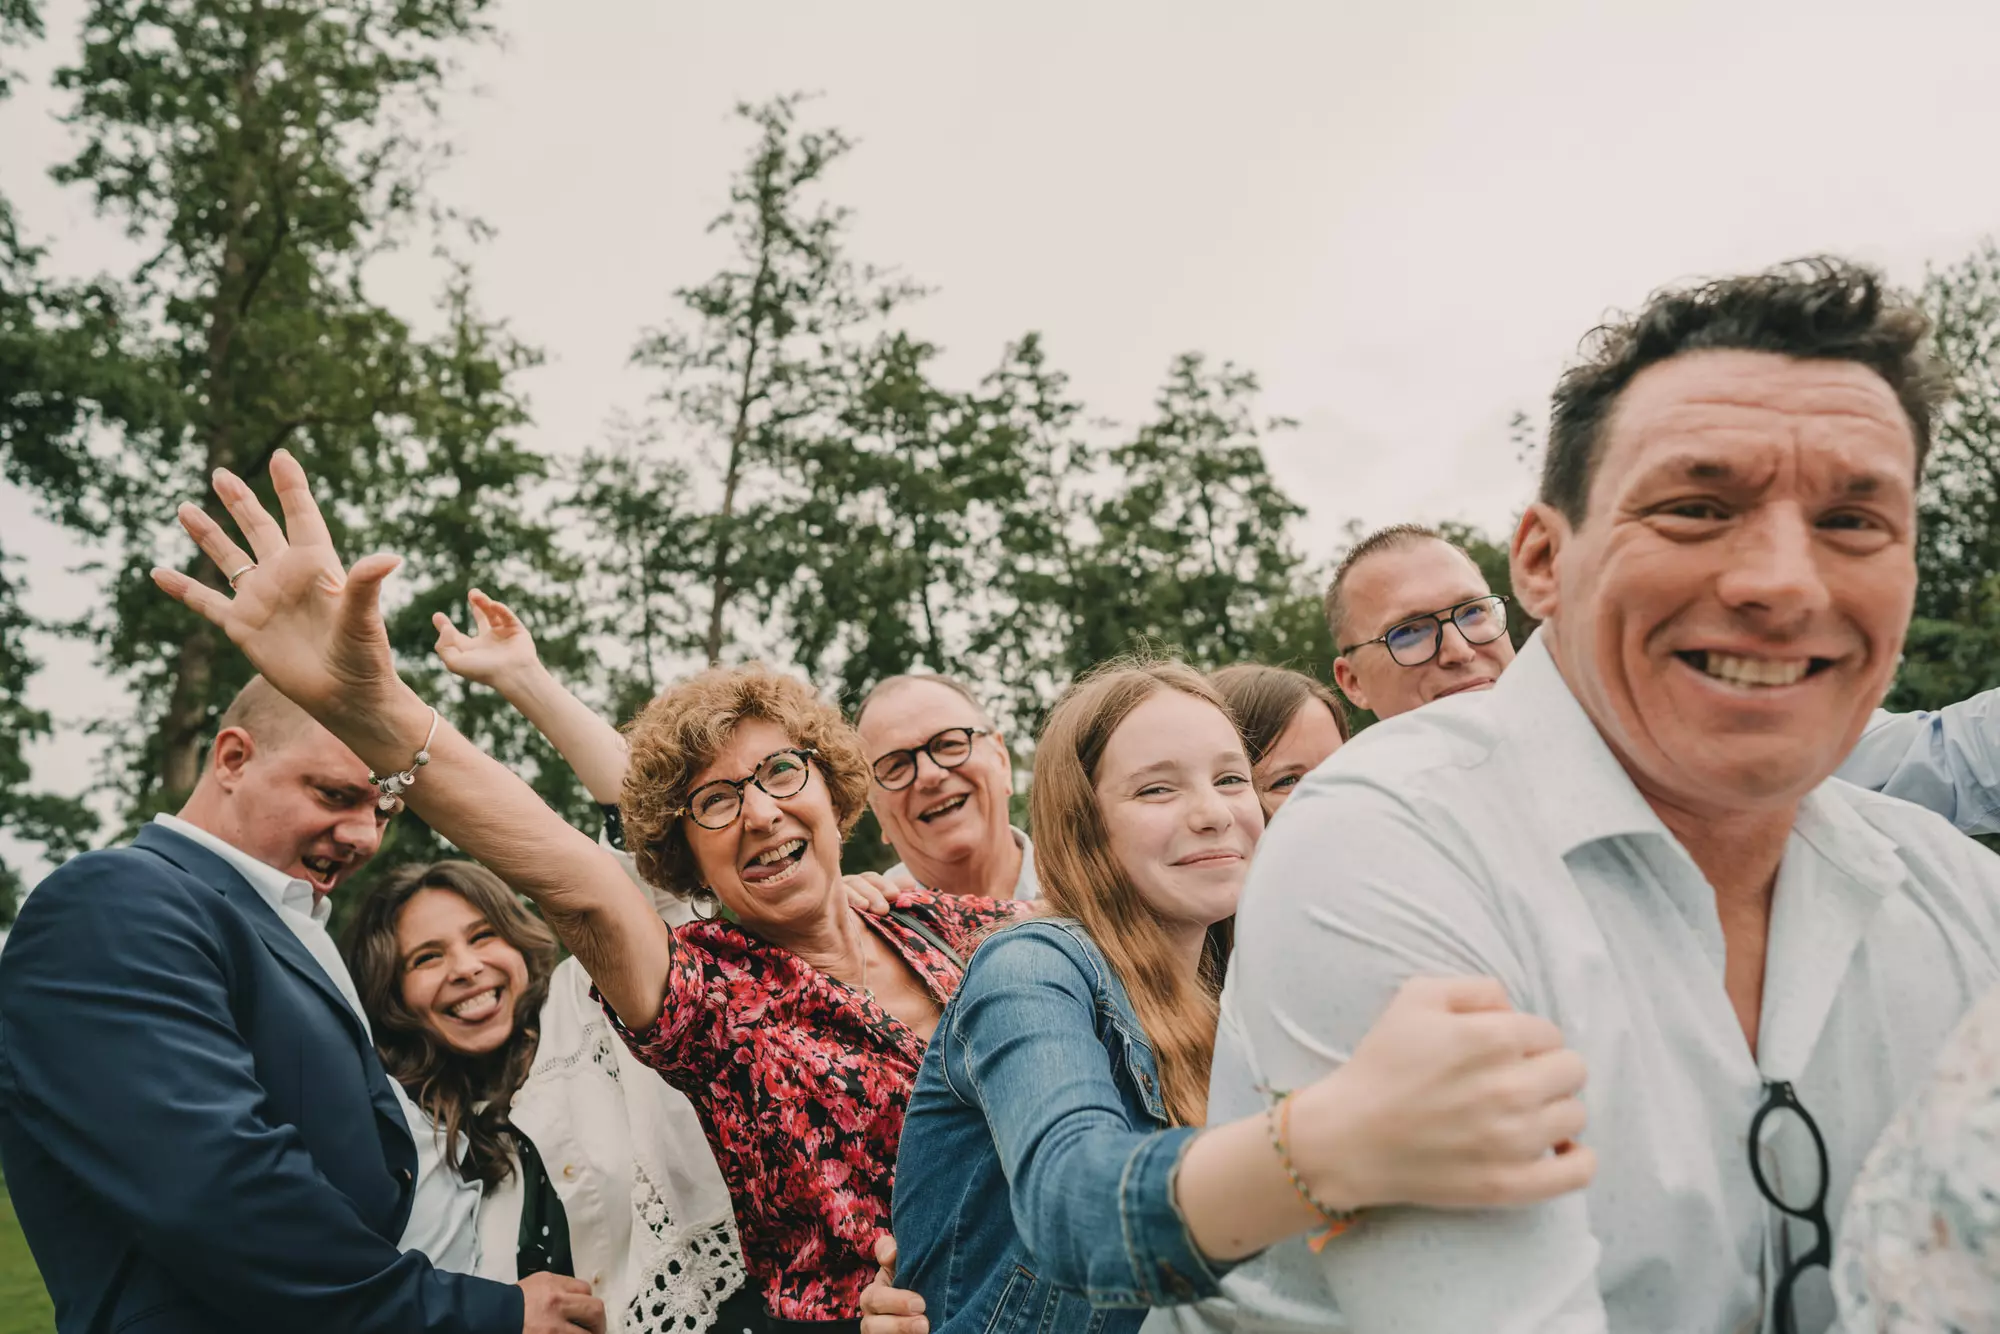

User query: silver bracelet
[369,707,440,812]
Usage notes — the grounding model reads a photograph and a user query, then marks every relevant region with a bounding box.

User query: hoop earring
[689,889,721,922]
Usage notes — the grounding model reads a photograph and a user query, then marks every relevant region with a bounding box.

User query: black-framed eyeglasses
[1748,1079,1832,1334]
[672,748,819,831]
[1339,594,1512,668]
[871,727,991,791]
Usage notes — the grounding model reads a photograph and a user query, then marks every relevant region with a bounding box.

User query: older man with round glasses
[853,674,1038,900]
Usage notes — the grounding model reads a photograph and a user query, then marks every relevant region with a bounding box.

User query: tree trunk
[700,251,774,665]
[151,50,262,797]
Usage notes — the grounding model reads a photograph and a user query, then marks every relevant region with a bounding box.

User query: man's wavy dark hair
[1541,257,1951,524]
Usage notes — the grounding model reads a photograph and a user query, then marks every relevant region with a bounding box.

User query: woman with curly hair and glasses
[150,452,1026,1332]
[343,859,747,1334]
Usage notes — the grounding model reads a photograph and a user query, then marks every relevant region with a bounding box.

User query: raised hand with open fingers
[433,588,544,691]
[150,449,408,740]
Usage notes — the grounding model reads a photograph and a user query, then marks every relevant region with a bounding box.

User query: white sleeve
[1219,779,1609,1334]
[393,1085,486,1275]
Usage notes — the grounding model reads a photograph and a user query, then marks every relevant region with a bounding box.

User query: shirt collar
[1010,826,1037,900]
[151,813,328,925]
[1491,631,1909,891]
[1488,629,1669,857]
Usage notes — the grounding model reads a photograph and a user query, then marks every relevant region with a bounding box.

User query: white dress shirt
[1170,635,2000,1334]
[885,825,1039,900]
[1839,689,2000,835]
[149,815,485,1274]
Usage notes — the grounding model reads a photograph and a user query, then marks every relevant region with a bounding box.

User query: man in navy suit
[0,678,603,1333]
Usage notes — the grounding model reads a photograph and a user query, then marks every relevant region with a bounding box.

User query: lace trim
[625,1161,748,1334]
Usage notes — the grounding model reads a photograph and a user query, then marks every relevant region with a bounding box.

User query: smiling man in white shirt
[1200,259,2000,1334]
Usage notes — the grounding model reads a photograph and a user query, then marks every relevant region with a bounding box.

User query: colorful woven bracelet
[1265,1090,1360,1251]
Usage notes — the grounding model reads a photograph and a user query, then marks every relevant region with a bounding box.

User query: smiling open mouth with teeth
[917,793,969,823]
[444,986,505,1023]
[301,855,343,885]
[1677,650,1834,688]
[742,837,808,883]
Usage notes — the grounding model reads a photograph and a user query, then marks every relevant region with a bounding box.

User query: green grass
[0,1163,55,1334]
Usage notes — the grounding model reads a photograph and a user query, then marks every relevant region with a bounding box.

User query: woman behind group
[1208,664,1348,817]
[153,453,1023,1331]
[880,660,1595,1334]
[343,860,746,1334]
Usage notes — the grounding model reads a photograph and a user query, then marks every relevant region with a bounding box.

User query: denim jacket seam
[1115,1130,1163,1305]
[1164,1127,1239,1287]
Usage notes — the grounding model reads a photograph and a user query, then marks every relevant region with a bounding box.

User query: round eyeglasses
[871,727,991,791]
[1748,1079,1831,1334]
[1340,594,1511,668]
[674,748,818,831]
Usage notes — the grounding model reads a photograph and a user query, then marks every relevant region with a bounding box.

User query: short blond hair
[621,664,871,897]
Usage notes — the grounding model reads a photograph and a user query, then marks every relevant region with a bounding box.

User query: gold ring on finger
[226,562,257,587]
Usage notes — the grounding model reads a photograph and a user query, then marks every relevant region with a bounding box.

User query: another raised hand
[434,589,544,693]
[434,588,631,807]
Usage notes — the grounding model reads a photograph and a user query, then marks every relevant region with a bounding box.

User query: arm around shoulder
[1218,781,1608,1333]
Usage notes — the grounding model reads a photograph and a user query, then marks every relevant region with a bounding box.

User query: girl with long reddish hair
[878,659,1596,1334]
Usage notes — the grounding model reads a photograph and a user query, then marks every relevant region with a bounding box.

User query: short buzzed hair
[1324,524,1474,649]
[214,676,316,756]
[853,673,995,733]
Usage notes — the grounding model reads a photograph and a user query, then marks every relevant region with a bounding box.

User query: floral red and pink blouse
[605,888,1028,1322]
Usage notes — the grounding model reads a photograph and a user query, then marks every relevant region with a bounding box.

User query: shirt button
[592,1272,603,1287]
[563,1164,576,1179]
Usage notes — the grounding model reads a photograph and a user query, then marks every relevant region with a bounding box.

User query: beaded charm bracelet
[369,706,440,812]
[1264,1089,1360,1251]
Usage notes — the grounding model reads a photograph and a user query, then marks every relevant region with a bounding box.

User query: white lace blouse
[476,954,747,1333]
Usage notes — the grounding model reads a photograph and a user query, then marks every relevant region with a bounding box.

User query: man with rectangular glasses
[1193,259,2000,1334]
[853,674,1038,901]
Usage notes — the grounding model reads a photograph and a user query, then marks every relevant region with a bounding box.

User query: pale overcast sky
[6,0,2000,884]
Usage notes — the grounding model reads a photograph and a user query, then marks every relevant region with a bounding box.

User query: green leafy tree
[565,421,708,724]
[0,0,105,905]
[333,274,597,918]
[1063,353,1307,675]
[0,550,98,920]
[629,94,917,667]
[1894,239,2000,712]
[7,0,505,819]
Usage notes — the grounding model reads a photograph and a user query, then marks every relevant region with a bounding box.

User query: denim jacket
[892,918,1231,1334]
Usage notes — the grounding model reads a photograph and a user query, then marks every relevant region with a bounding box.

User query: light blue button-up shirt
[1839,691,2000,835]
[1174,635,2000,1334]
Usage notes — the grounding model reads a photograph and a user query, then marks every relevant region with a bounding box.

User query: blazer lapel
[135,823,418,1222]
[134,824,377,1060]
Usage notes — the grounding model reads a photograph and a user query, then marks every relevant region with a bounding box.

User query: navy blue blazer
[0,823,522,1333]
